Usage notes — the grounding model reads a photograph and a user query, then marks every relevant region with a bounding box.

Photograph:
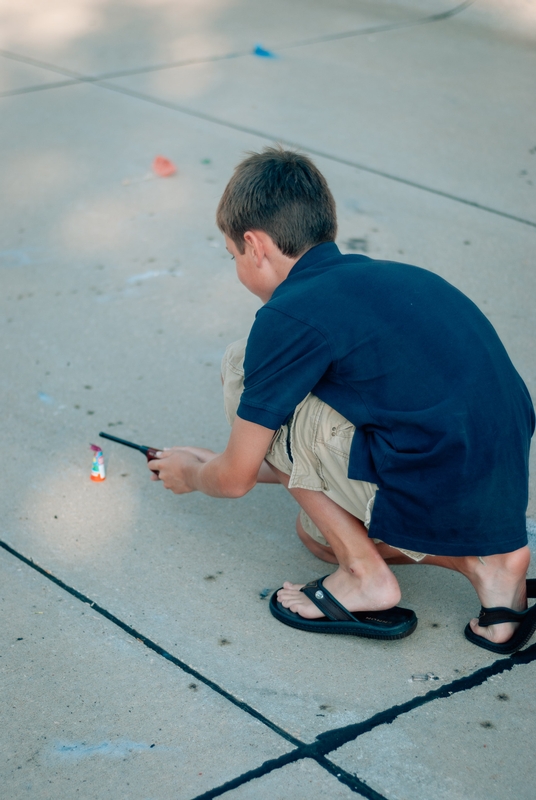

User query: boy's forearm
[185,453,256,498]
[190,418,276,497]
[151,419,276,498]
[191,458,280,491]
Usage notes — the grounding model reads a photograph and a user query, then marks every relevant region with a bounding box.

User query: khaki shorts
[221,339,427,562]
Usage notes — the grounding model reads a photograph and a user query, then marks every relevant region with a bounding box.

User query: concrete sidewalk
[1,1,535,798]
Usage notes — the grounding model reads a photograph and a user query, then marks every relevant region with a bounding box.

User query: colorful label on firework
[90,445,106,481]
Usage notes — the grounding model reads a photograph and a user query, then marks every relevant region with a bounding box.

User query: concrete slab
[0,55,72,97]
[1,79,535,745]
[218,759,357,799]
[1,81,533,411]
[0,1,459,76]
[108,3,536,222]
[0,547,292,799]
[329,661,536,800]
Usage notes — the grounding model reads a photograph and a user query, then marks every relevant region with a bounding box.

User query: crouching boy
[150,148,535,654]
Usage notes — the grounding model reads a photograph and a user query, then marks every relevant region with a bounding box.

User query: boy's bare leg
[288,496,530,644]
[270,466,401,618]
[426,548,530,646]
[295,513,338,564]
[181,451,528,642]
[374,541,531,646]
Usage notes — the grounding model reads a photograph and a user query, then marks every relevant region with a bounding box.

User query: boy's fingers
[150,449,169,460]
[147,459,161,481]
[154,447,181,458]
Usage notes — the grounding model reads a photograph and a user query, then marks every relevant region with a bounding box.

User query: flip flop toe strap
[301,577,356,622]
[476,605,529,627]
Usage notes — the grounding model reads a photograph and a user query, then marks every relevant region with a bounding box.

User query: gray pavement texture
[1,1,535,798]
[330,660,536,800]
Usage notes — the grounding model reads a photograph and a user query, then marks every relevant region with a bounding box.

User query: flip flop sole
[464,605,536,655]
[269,592,417,640]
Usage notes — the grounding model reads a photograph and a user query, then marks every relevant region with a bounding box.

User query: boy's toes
[282,581,305,591]
[469,617,483,636]
[276,587,322,618]
[277,585,306,606]
[468,618,495,644]
[468,617,518,645]
[277,585,299,602]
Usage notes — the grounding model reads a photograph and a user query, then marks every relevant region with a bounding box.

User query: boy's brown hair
[216,147,337,256]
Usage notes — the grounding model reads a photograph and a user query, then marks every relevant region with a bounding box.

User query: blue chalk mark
[253,44,277,59]
[38,392,54,404]
[0,249,33,267]
[54,740,165,759]
[125,270,182,285]
[259,588,271,599]
[126,270,161,284]
[0,247,52,267]
[344,198,362,213]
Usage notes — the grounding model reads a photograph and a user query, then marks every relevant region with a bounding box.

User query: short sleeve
[237,307,332,429]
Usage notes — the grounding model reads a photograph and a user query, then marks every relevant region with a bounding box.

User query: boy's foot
[276,562,401,620]
[444,546,531,647]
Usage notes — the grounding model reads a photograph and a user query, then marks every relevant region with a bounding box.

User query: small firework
[90,444,106,482]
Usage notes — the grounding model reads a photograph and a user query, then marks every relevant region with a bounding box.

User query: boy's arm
[147,417,276,498]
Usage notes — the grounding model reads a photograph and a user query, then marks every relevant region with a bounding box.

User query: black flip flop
[269,575,417,640]
[464,602,536,655]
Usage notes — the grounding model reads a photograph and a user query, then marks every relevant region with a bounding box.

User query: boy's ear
[243,230,277,266]
[243,230,264,266]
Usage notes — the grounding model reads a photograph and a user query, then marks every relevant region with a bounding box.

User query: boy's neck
[269,248,301,285]
[256,244,303,303]
[226,231,307,303]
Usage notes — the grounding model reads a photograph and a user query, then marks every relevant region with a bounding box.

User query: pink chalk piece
[152,155,177,178]
[90,444,101,452]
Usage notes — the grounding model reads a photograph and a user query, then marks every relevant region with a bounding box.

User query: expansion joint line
[272,0,475,52]
[92,79,536,231]
[0,538,299,749]
[1,5,532,228]
[189,642,536,800]
[2,538,536,798]
[0,1,474,87]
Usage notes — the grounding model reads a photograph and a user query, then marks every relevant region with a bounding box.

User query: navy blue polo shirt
[237,242,534,556]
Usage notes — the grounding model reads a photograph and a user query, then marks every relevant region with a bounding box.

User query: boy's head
[216,147,337,257]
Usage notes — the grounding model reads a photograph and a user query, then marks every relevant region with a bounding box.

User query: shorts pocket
[321,418,355,459]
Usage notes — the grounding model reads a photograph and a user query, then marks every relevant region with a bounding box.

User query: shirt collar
[288,241,341,277]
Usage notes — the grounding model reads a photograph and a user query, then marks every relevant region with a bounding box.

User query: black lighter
[99,432,162,475]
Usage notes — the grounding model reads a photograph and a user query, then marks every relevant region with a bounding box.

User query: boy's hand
[148,447,204,494]
[147,419,275,498]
